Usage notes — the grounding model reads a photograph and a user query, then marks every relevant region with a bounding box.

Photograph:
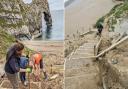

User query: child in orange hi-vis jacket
[30,53,48,81]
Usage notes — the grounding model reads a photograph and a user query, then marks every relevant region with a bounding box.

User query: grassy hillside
[95,2,128,31]
[0,29,33,60]
[0,29,15,59]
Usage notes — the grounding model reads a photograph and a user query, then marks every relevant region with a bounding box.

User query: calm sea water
[23,0,64,41]
[48,0,64,11]
[35,0,64,41]
[39,10,64,40]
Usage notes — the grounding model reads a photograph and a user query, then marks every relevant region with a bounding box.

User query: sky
[64,0,68,2]
[23,0,64,10]
[23,0,32,3]
[48,0,64,10]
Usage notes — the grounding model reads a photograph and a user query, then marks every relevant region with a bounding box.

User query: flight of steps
[65,39,100,89]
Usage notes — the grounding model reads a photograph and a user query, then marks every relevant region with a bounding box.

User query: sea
[37,0,64,41]
[23,0,64,41]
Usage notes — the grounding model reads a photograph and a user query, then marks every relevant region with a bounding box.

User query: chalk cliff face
[0,0,30,38]
[21,0,52,36]
[0,0,52,40]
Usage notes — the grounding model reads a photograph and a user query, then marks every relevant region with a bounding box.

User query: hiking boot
[44,72,48,81]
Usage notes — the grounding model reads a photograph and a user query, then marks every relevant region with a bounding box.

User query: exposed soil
[1,80,40,89]
[98,34,128,89]
[0,41,64,89]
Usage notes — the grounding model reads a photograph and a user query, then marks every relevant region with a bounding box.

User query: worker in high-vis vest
[30,53,47,81]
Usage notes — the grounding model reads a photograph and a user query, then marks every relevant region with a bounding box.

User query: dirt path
[65,0,117,38]
[65,33,100,89]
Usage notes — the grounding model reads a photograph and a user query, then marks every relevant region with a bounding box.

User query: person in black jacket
[4,42,32,89]
[97,22,103,36]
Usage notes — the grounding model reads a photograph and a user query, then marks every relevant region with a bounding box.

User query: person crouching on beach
[4,42,32,89]
[30,53,48,81]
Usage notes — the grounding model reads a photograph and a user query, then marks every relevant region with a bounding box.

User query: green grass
[0,29,15,59]
[0,29,33,59]
[0,18,7,25]
[94,16,105,28]
[95,2,128,30]
[106,3,123,17]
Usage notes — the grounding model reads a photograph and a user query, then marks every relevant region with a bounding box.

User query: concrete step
[65,66,98,77]
[65,74,99,89]
[65,40,99,89]
[82,43,95,46]
[71,53,94,58]
[76,49,94,53]
[79,45,94,49]
[65,58,93,69]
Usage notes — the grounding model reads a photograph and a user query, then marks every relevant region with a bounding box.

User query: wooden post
[28,73,30,89]
[94,45,96,56]
[50,64,53,74]
[28,51,31,89]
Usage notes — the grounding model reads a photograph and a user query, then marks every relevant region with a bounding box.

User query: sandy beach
[65,0,116,38]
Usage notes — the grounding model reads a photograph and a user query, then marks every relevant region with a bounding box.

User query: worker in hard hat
[30,53,48,81]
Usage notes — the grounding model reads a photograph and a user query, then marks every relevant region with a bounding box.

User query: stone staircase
[65,38,100,89]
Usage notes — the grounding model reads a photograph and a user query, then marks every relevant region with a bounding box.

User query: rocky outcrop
[0,0,30,39]
[0,0,52,40]
[19,0,52,37]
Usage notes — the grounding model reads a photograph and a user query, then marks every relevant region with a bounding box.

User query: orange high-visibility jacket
[33,53,42,65]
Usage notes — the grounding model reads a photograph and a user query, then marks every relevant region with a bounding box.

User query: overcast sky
[23,0,32,3]
[23,0,64,10]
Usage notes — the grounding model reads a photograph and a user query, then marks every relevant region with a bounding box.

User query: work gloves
[26,67,32,73]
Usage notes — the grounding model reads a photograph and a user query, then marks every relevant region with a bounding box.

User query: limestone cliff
[0,0,52,40]
[20,0,52,36]
[0,0,30,39]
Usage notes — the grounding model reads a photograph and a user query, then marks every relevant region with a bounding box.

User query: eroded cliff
[0,0,52,40]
